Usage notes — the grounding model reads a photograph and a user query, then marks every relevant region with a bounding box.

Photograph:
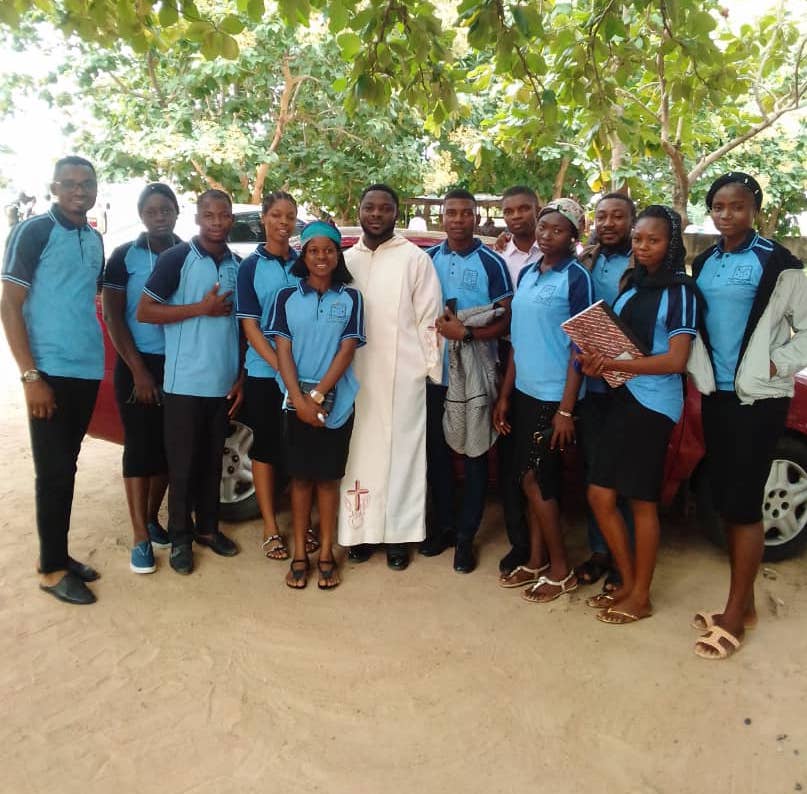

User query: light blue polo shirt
[696,232,767,390]
[426,238,513,385]
[587,246,632,395]
[613,284,698,422]
[143,237,240,398]
[2,205,104,379]
[103,233,181,355]
[236,244,299,379]
[267,281,365,429]
[511,256,594,401]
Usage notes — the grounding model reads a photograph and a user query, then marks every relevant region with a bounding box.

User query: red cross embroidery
[347,480,369,511]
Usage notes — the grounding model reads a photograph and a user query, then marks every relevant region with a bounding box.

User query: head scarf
[705,172,763,210]
[300,220,342,246]
[539,198,585,237]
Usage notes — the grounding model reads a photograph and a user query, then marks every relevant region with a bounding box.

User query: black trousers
[28,375,100,573]
[163,393,229,545]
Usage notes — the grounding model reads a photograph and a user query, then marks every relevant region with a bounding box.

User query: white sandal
[498,563,549,589]
[521,571,578,603]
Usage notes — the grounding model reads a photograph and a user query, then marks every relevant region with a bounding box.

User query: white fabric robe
[338,234,444,545]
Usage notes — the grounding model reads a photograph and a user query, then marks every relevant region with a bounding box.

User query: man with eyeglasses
[1,156,105,605]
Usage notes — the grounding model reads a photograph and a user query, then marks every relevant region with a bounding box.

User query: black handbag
[283,380,335,413]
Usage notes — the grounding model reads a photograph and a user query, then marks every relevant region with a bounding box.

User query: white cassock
[338,234,444,545]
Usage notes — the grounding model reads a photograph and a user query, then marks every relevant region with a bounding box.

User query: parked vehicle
[86,221,807,558]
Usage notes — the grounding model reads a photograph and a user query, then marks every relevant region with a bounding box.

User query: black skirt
[512,390,563,501]
[242,376,284,465]
[113,353,168,478]
[589,386,674,502]
[282,411,354,481]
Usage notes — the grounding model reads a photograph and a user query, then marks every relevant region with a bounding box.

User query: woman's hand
[25,380,57,420]
[551,411,575,451]
[577,350,609,377]
[132,366,160,404]
[493,397,511,435]
[296,395,327,428]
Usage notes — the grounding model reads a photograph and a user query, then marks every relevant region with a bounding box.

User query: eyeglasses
[54,179,97,192]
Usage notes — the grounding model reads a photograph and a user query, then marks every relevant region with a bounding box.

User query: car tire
[219,420,260,522]
[695,434,807,561]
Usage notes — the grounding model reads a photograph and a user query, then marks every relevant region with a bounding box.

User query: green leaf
[337,31,362,60]
[219,33,239,59]
[201,30,219,59]
[186,20,213,41]
[246,0,264,23]
[219,14,245,35]
[158,2,178,28]
[689,10,716,35]
[328,0,348,33]
[331,76,349,92]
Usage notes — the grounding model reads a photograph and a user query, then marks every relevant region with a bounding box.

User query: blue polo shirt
[696,232,767,390]
[426,238,513,385]
[613,285,698,422]
[236,245,299,379]
[2,204,104,379]
[587,246,632,395]
[511,256,594,401]
[266,281,365,429]
[103,233,181,355]
[143,237,240,398]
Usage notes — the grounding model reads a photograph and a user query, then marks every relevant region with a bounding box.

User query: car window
[228,211,264,244]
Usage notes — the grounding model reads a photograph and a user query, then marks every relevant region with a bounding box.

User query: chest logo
[328,303,347,322]
[728,265,753,285]
[534,284,557,304]
[461,269,479,290]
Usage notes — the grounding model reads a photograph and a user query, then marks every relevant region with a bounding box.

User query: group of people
[2,156,806,662]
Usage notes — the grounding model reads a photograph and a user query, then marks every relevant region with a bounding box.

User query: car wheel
[219,420,259,522]
[696,435,807,561]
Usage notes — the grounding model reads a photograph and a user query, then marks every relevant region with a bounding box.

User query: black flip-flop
[317,558,340,590]
[286,558,309,589]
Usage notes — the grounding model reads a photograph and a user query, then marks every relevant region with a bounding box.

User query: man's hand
[435,305,467,341]
[226,377,244,418]
[492,397,511,435]
[25,380,57,420]
[295,395,327,427]
[199,283,233,317]
[132,366,161,404]
[551,411,575,451]
[493,230,511,252]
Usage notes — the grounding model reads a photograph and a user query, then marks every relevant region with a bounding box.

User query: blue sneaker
[147,521,171,548]
[131,540,156,574]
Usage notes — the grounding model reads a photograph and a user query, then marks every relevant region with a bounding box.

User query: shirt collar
[191,235,236,264]
[599,239,632,258]
[716,230,758,254]
[440,238,483,258]
[504,238,541,260]
[134,232,182,249]
[49,203,89,231]
[257,244,298,264]
[532,254,577,274]
[298,279,345,295]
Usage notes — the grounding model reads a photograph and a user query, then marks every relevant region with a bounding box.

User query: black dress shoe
[37,556,100,582]
[194,532,238,557]
[386,543,409,571]
[419,531,456,557]
[39,571,96,605]
[347,544,375,563]
[499,546,529,575]
[170,543,194,575]
[453,541,476,574]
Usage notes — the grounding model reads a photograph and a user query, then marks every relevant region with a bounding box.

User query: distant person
[690,172,807,659]
[137,189,243,575]
[424,188,513,573]
[478,217,498,237]
[102,183,182,574]
[408,211,428,231]
[268,222,365,590]
[1,156,104,605]
[337,184,444,571]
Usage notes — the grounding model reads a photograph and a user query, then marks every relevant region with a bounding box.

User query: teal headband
[301,220,342,246]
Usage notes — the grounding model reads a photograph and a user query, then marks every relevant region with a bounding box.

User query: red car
[87,222,807,560]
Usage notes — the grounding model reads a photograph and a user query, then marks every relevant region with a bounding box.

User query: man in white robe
[338,184,444,569]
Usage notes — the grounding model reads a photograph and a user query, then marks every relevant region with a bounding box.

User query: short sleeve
[516,262,534,289]
[666,284,698,338]
[103,242,132,291]
[1,215,53,289]
[479,248,514,303]
[235,254,261,320]
[266,286,295,340]
[340,287,366,348]
[567,261,594,316]
[143,242,190,303]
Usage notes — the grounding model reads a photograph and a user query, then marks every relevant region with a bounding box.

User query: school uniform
[510,255,594,499]
[1,205,104,572]
[267,280,365,481]
[236,245,299,465]
[589,282,698,501]
[425,239,513,542]
[143,237,240,545]
[103,233,180,478]
[692,232,807,523]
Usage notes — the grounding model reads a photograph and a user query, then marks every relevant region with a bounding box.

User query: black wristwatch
[462,327,474,343]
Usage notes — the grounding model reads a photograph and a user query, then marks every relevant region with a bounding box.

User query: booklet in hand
[561,299,649,388]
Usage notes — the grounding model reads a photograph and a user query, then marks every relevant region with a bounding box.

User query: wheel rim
[220,421,254,505]
[763,457,807,547]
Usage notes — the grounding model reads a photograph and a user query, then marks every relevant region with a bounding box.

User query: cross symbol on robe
[347,480,369,511]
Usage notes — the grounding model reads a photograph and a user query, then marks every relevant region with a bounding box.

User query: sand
[1,336,806,794]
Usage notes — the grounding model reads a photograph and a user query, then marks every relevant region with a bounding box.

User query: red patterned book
[561,299,649,388]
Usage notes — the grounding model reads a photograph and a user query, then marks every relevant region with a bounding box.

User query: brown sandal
[262,534,289,560]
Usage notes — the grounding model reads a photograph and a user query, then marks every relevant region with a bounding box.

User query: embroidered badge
[462,269,479,290]
[728,265,753,285]
[535,284,557,304]
[344,479,370,528]
[328,303,347,322]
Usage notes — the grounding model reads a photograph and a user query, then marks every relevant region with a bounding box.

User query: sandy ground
[1,333,806,794]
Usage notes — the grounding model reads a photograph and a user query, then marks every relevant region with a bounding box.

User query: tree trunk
[552,156,571,199]
[190,159,227,192]
[759,207,780,238]
[252,163,269,204]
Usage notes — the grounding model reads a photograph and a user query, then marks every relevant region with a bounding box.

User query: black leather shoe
[347,544,375,563]
[39,571,96,605]
[38,556,100,582]
[453,541,476,574]
[419,531,456,557]
[499,546,529,575]
[386,543,409,570]
[170,543,194,575]
[194,532,238,557]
